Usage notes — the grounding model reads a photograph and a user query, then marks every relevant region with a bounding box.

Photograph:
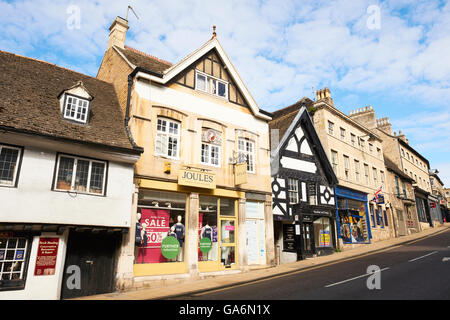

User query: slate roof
[384,155,414,182]
[0,50,141,154]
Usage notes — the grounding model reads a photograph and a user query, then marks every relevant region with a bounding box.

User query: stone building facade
[312,89,393,249]
[97,17,274,289]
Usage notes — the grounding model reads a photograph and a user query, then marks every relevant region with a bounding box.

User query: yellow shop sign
[178,168,216,189]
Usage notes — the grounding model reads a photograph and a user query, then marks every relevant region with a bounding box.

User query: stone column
[238,198,248,271]
[115,184,139,290]
[187,192,199,278]
[264,195,276,267]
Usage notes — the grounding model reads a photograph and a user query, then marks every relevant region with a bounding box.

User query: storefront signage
[178,168,216,189]
[282,224,296,252]
[34,237,59,276]
[302,215,312,222]
[234,163,248,185]
[313,210,330,216]
[319,230,331,247]
[376,194,385,204]
[199,237,212,253]
[138,209,170,263]
[160,236,180,259]
[0,232,13,238]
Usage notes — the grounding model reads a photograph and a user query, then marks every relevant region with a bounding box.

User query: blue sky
[1,0,449,186]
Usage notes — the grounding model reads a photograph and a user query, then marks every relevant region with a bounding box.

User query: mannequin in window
[135,212,147,263]
[174,215,185,262]
[201,220,213,261]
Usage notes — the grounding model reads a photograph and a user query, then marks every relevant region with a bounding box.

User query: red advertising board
[137,209,170,263]
[34,237,59,276]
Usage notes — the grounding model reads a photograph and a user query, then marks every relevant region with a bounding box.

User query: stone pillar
[115,184,139,290]
[187,192,199,278]
[238,198,248,271]
[264,195,276,266]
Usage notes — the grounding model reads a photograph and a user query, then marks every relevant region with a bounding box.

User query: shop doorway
[301,223,314,258]
[220,218,236,268]
[60,230,120,299]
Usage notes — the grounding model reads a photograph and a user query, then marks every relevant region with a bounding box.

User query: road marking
[443,257,450,262]
[325,267,390,288]
[408,251,438,262]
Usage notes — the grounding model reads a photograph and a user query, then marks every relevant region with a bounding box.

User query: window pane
[168,137,178,157]
[155,133,167,155]
[210,79,217,94]
[220,198,235,216]
[56,157,74,190]
[218,82,226,97]
[199,196,218,262]
[201,144,209,163]
[220,246,235,267]
[221,220,235,243]
[0,147,19,185]
[74,160,89,192]
[197,74,206,91]
[211,146,219,165]
[89,162,105,194]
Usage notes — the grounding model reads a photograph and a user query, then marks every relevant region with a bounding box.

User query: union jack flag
[372,185,383,202]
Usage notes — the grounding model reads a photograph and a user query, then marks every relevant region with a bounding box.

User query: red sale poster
[34,237,59,276]
[137,209,170,263]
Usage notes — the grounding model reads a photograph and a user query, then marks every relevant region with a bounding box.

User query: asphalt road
[173,228,450,300]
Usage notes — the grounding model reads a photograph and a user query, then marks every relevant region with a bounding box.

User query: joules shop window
[54,154,107,196]
[136,190,187,264]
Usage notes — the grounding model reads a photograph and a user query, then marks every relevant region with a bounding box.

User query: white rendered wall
[0,146,135,227]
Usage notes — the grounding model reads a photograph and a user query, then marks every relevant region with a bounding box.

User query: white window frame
[238,138,255,174]
[155,117,181,159]
[351,133,356,146]
[0,237,29,285]
[373,167,378,186]
[201,142,221,167]
[328,121,334,135]
[0,145,22,187]
[63,94,90,124]
[340,127,346,140]
[331,150,338,174]
[354,160,360,182]
[195,70,228,99]
[54,154,107,196]
[287,178,299,204]
[364,164,370,185]
[343,155,350,180]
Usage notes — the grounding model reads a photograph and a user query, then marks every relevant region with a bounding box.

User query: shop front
[292,204,336,259]
[133,171,245,277]
[335,187,372,245]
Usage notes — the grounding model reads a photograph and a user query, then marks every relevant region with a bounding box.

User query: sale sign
[35,237,59,276]
[137,209,170,263]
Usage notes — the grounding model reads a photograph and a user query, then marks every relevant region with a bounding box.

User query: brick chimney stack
[397,130,409,144]
[349,105,376,129]
[316,87,334,107]
[107,16,129,49]
[376,116,393,135]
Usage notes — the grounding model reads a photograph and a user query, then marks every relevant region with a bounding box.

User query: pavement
[72,223,450,300]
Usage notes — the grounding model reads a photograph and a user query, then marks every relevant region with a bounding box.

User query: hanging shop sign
[234,163,248,185]
[160,236,180,259]
[376,194,385,204]
[34,237,59,276]
[178,168,216,189]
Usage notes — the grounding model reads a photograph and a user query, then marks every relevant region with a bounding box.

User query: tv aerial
[126,5,139,21]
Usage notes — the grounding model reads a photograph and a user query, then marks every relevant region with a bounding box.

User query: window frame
[0,144,23,188]
[238,138,256,174]
[287,178,299,205]
[354,159,360,182]
[155,117,181,160]
[343,155,350,180]
[340,127,346,140]
[62,94,90,124]
[52,153,108,197]
[195,70,228,99]
[0,233,33,291]
[328,121,334,135]
[331,150,338,174]
[200,142,221,168]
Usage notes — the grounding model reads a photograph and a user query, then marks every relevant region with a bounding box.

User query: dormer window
[59,81,93,124]
[195,71,228,99]
[64,95,90,123]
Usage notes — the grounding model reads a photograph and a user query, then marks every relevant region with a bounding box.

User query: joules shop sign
[178,168,216,189]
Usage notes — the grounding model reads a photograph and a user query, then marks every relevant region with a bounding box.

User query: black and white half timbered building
[270,100,338,263]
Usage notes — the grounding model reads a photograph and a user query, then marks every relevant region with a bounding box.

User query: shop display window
[198,196,219,262]
[220,246,235,268]
[313,217,332,248]
[0,236,29,290]
[337,197,368,244]
[220,198,236,216]
[135,190,187,264]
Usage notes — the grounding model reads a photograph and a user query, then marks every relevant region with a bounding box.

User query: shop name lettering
[181,171,214,183]
[179,304,270,317]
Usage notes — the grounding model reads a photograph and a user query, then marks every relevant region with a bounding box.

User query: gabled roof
[384,156,414,182]
[113,37,270,121]
[269,105,338,185]
[0,50,142,154]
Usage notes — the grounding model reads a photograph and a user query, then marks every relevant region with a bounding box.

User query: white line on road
[443,257,450,262]
[408,251,438,262]
[325,267,390,288]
